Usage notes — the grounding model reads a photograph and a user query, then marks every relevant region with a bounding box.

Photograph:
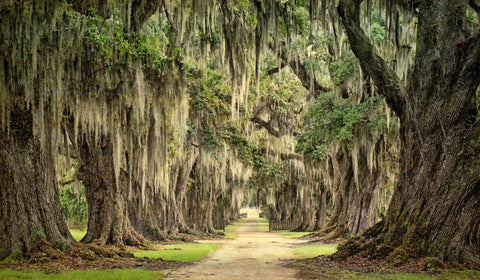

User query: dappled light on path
[166,218,307,280]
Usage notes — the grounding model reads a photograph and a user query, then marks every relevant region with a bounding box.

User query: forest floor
[163,217,308,279]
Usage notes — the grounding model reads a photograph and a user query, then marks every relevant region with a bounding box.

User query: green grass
[69,229,86,241]
[256,218,269,232]
[293,244,338,258]
[278,231,311,238]
[133,243,220,262]
[330,270,480,279]
[221,218,247,238]
[0,269,164,280]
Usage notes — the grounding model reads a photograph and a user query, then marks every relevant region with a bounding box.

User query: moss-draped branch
[337,0,406,117]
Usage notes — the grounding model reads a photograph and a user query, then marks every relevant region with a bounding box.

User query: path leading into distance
[165,218,307,280]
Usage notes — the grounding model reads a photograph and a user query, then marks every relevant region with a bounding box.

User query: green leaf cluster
[296,92,387,161]
[220,124,284,184]
[59,161,88,229]
[328,52,359,85]
[82,10,171,70]
[189,67,232,147]
[370,21,386,43]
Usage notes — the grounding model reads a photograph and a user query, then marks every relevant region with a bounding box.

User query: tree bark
[338,0,480,266]
[324,140,387,236]
[77,133,143,246]
[314,191,328,231]
[0,102,74,260]
[294,198,316,232]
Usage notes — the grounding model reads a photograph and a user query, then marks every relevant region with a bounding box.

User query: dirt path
[165,218,307,280]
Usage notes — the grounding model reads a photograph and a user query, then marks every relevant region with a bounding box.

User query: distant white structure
[239,207,260,218]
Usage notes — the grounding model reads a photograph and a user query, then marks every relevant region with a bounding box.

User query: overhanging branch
[268,41,330,98]
[251,115,281,137]
[337,0,406,117]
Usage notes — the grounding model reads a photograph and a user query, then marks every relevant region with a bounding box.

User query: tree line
[0,0,479,268]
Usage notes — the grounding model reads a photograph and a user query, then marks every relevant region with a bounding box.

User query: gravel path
[165,218,307,280]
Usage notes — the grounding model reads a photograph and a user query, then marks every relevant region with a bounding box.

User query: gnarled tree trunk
[338,0,480,266]
[0,103,74,260]
[77,134,142,245]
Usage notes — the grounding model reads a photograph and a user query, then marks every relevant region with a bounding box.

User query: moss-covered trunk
[0,1,77,260]
[0,103,74,260]
[77,134,143,245]
[339,0,480,266]
[314,191,328,231]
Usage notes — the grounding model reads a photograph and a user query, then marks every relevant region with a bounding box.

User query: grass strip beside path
[222,218,248,238]
[0,269,164,280]
[293,244,338,258]
[133,243,220,262]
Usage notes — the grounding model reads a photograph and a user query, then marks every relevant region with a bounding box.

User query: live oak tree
[1,0,478,268]
[337,0,480,266]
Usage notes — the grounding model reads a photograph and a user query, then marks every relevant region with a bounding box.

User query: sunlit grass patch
[222,218,247,238]
[0,269,164,280]
[69,228,86,241]
[278,231,311,238]
[293,244,338,258]
[256,218,270,232]
[133,243,220,262]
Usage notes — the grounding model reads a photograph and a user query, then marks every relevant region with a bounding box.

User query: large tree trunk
[0,2,76,260]
[168,147,198,235]
[324,140,389,236]
[295,205,316,232]
[77,134,142,245]
[0,103,74,260]
[338,0,480,266]
[314,191,328,231]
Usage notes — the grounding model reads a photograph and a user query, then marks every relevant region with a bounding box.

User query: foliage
[467,11,479,24]
[222,123,285,183]
[328,52,359,85]
[257,70,306,116]
[189,67,232,147]
[191,68,231,123]
[370,22,386,43]
[59,161,88,229]
[0,269,164,280]
[82,9,171,70]
[294,6,310,36]
[296,92,388,161]
[133,243,220,262]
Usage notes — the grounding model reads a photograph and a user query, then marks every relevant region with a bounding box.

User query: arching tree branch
[337,0,406,117]
[131,0,161,32]
[268,41,330,98]
[251,115,281,138]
